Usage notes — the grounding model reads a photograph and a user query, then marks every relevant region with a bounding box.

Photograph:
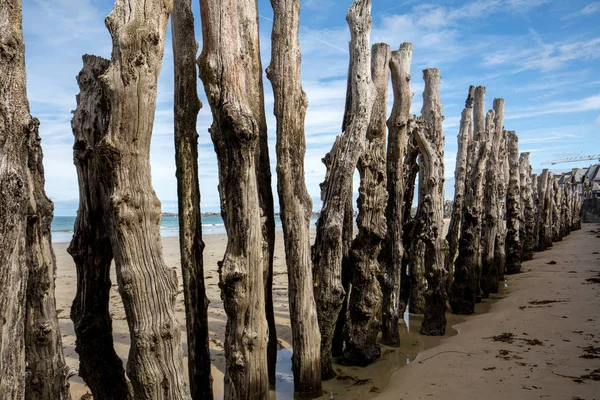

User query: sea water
[51,215,319,243]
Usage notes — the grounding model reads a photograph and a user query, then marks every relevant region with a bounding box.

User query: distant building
[583,164,600,199]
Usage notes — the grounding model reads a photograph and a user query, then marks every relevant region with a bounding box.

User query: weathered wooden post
[266,0,322,394]
[505,131,522,275]
[198,0,274,395]
[381,42,413,347]
[343,43,390,365]
[69,55,132,400]
[519,153,535,261]
[446,87,474,292]
[413,69,448,335]
[312,0,376,379]
[0,1,71,398]
[171,1,213,398]
[450,87,492,314]
[480,98,504,296]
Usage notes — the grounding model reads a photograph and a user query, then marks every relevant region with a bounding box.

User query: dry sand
[53,222,600,399]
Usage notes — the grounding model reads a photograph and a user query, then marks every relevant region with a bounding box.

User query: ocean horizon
[51,215,320,243]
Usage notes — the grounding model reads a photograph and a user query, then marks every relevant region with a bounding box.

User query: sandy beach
[54,222,600,399]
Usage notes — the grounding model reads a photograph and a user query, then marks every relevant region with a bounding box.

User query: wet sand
[54,222,600,399]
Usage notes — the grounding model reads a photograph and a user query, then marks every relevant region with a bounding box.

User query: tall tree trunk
[480,99,504,296]
[312,0,376,380]
[450,87,493,315]
[446,87,474,294]
[0,1,71,398]
[532,173,540,250]
[381,42,413,347]
[414,69,448,336]
[343,43,390,365]
[266,0,322,395]
[171,1,213,397]
[504,131,521,275]
[96,1,189,398]
[69,55,132,400]
[519,153,535,262]
[198,0,270,396]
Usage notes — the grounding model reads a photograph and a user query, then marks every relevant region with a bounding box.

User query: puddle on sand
[266,310,463,400]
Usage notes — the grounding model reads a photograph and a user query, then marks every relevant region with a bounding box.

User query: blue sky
[21,0,600,215]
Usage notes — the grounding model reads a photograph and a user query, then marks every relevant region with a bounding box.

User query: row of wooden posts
[0,0,583,400]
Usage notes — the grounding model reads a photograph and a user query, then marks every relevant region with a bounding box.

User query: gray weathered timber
[519,153,535,262]
[171,0,213,397]
[414,69,448,336]
[99,1,189,398]
[198,0,270,396]
[0,1,71,399]
[445,87,474,293]
[312,0,376,380]
[495,129,509,282]
[450,86,493,315]
[505,131,522,275]
[552,178,562,242]
[266,0,322,395]
[343,43,390,365]
[69,55,132,400]
[536,170,552,251]
[480,99,504,296]
[381,42,413,347]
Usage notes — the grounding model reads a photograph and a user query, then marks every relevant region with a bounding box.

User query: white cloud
[596,116,600,125]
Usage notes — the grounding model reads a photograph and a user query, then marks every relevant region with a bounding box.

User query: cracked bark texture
[450,87,493,315]
[312,0,376,380]
[536,170,552,251]
[95,1,189,398]
[266,0,322,395]
[413,69,448,336]
[198,0,271,396]
[343,43,390,366]
[445,87,474,293]
[69,55,132,400]
[1,1,71,398]
[171,0,213,397]
[519,153,535,262]
[381,42,413,347]
[480,99,504,296]
[504,131,522,275]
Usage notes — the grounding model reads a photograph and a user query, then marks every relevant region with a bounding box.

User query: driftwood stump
[519,153,535,261]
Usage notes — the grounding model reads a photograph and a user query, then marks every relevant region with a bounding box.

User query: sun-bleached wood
[171,0,213,397]
[312,0,376,379]
[198,0,272,396]
[69,55,132,400]
[0,1,71,398]
[266,0,322,395]
[413,69,448,335]
[381,42,413,346]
